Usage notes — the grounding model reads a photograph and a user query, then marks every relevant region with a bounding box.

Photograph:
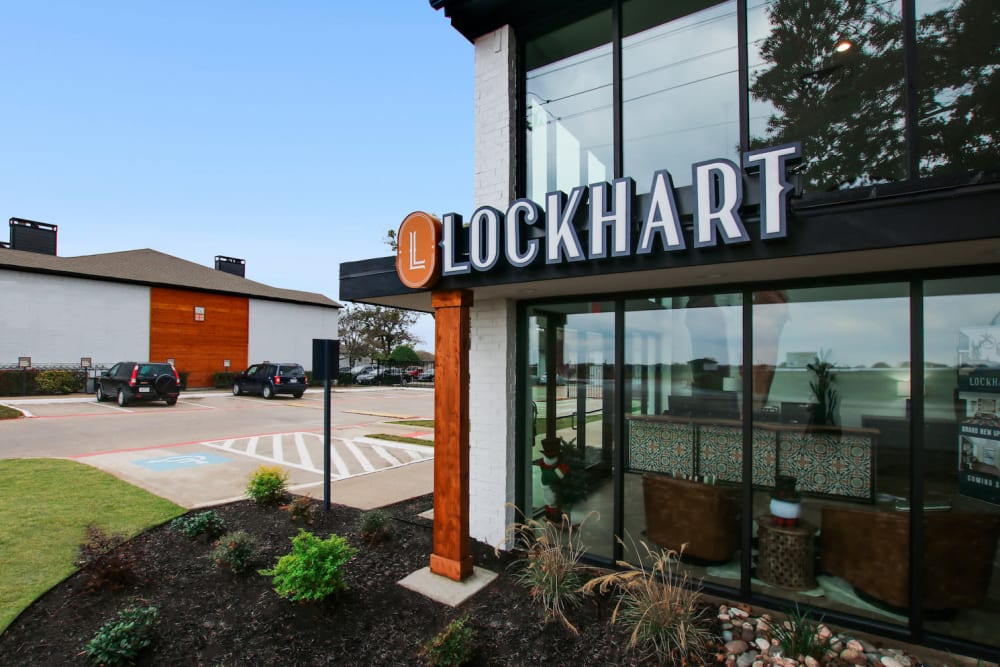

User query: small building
[341,0,1000,660]
[2,219,338,386]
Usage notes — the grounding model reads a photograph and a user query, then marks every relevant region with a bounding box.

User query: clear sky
[0,1,474,350]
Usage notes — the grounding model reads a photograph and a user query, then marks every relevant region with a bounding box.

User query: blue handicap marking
[134,453,230,471]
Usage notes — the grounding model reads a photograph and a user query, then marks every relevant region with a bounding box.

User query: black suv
[96,362,181,407]
[232,362,307,399]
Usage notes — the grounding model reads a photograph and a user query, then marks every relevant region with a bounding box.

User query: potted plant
[769,474,802,526]
[807,350,839,428]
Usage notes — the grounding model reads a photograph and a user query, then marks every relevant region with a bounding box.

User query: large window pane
[525,12,613,201]
[624,293,743,585]
[748,0,906,192]
[622,0,740,192]
[524,302,616,560]
[750,285,910,626]
[916,0,1000,179]
[924,277,1000,648]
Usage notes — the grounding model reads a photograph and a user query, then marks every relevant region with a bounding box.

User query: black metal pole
[323,340,332,512]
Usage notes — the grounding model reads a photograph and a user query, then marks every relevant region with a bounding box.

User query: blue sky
[0,1,474,349]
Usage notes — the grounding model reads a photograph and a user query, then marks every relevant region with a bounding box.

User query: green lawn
[0,459,185,632]
[0,405,22,420]
[369,434,434,446]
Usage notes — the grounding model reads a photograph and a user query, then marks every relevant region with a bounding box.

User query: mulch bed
[0,494,663,666]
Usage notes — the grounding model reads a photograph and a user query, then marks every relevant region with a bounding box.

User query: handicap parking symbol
[134,453,229,471]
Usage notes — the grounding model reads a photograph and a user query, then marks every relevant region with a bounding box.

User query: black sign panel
[311,339,340,381]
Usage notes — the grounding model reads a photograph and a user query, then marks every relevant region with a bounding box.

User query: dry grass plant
[582,539,712,664]
[498,507,595,634]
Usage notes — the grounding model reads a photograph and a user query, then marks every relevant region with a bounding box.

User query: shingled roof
[0,247,339,308]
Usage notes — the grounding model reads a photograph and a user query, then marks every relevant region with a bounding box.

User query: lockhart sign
[397,143,801,289]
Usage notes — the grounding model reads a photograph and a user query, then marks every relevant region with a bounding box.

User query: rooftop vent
[214,255,246,277]
[10,218,57,255]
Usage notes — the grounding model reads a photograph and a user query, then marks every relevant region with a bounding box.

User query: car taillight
[129,364,138,387]
[172,367,180,383]
[274,375,281,385]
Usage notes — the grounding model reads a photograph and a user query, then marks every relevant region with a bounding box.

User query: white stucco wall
[468,25,518,546]
[247,299,339,369]
[0,269,150,366]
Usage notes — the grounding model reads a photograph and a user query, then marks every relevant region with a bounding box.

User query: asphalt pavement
[0,387,435,510]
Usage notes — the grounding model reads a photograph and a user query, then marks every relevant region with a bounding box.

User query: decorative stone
[756,619,770,633]
[731,607,750,618]
[804,656,819,667]
[722,629,734,642]
[737,652,757,667]
[755,637,771,653]
[847,639,864,652]
[881,656,904,667]
[725,639,749,655]
[841,648,862,662]
[741,627,756,642]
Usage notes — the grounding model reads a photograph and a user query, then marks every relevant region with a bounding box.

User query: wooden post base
[429,553,475,582]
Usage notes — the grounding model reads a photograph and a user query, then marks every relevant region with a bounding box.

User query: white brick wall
[474,26,516,209]
[468,297,517,545]
[468,26,518,546]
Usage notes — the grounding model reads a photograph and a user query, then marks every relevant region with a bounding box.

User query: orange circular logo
[396,211,442,289]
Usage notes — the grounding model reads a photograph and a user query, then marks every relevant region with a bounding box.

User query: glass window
[623,0,740,192]
[924,276,1000,648]
[916,0,1000,179]
[751,284,910,624]
[525,11,613,201]
[523,301,616,560]
[748,0,906,192]
[624,292,743,582]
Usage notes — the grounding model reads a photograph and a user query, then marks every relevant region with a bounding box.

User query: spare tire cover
[154,374,177,393]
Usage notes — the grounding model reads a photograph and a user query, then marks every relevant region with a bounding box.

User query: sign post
[18,356,30,396]
[312,339,339,511]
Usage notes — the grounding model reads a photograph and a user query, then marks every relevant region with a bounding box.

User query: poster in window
[957,325,1000,505]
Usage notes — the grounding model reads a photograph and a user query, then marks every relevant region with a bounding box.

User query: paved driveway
[0,388,435,509]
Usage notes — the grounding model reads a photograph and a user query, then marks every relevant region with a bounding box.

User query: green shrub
[769,603,830,661]
[583,542,712,663]
[420,615,475,667]
[259,529,357,602]
[282,495,316,525]
[358,509,392,544]
[34,369,85,394]
[76,523,144,592]
[502,511,589,632]
[0,368,39,396]
[211,530,258,574]
[84,605,159,666]
[246,465,288,506]
[212,371,236,389]
[170,510,226,540]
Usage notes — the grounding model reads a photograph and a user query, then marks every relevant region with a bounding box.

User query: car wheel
[262,383,274,399]
[165,397,178,406]
[96,385,106,402]
[233,382,242,396]
[292,391,304,399]
[117,389,128,407]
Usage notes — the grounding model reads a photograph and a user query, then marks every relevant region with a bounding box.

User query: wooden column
[429,289,474,581]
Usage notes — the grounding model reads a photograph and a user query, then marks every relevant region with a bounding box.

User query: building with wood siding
[1,242,338,387]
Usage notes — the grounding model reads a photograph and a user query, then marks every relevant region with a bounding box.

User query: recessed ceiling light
[834,38,854,53]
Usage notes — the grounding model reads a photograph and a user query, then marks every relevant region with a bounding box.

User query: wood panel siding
[149,287,248,388]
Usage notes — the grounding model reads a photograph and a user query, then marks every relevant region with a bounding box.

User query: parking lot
[0,387,435,509]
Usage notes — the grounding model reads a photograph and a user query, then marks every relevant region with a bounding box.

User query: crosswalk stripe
[247,436,258,456]
[272,434,283,462]
[372,445,402,466]
[295,433,313,469]
[343,439,376,473]
[331,440,350,478]
[221,439,235,449]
